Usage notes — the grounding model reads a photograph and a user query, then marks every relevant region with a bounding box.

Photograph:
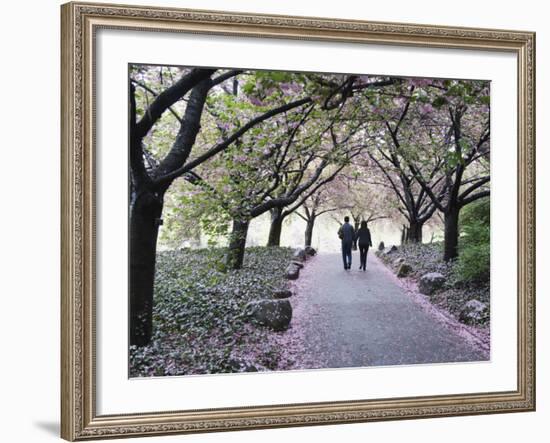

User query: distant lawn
[129,246,293,377]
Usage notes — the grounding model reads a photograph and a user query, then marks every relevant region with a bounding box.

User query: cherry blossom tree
[352,77,490,257]
[407,82,490,260]
[128,65,490,348]
[296,186,349,247]
[129,67,313,346]
[362,82,443,243]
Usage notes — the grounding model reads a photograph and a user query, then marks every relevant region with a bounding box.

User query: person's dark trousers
[359,243,369,270]
[342,242,353,269]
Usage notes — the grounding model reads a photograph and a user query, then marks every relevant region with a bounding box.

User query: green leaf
[480,96,491,105]
[432,96,448,108]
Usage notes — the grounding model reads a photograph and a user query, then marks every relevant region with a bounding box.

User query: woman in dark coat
[355,221,372,271]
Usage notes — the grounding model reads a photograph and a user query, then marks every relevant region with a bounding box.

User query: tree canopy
[128,64,491,346]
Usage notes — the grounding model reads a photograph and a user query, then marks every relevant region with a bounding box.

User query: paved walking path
[288,252,487,369]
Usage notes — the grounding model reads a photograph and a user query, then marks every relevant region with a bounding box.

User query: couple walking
[338,216,372,271]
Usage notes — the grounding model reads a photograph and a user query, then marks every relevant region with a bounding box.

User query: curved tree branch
[135,68,216,139]
[153,97,313,186]
[129,82,151,188]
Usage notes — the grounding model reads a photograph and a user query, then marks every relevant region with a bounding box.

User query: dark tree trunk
[226,218,250,270]
[305,217,315,247]
[401,225,408,245]
[444,206,460,261]
[406,220,423,243]
[129,189,164,347]
[267,208,284,247]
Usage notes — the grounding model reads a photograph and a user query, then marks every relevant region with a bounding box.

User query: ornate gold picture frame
[61,1,535,440]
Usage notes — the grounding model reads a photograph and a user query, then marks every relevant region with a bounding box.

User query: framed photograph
[61,1,536,440]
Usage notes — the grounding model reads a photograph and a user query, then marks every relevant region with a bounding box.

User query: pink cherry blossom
[393,96,407,107]
[249,96,264,106]
[419,103,434,114]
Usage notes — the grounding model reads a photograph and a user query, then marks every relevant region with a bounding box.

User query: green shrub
[455,198,490,282]
[460,196,490,226]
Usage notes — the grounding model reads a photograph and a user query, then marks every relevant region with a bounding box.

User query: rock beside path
[304,246,317,256]
[273,289,292,299]
[247,299,292,331]
[397,263,412,278]
[459,299,489,325]
[286,264,300,280]
[419,272,446,295]
[292,248,307,261]
[393,257,405,267]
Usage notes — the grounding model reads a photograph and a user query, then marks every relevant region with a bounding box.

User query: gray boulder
[304,246,317,256]
[290,260,304,269]
[385,245,398,255]
[393,257,405,267]
[419,272,446,295]
[378,241,385,251]
[292,248,307,261]
[247,299,292,331]
[286,264,300,280]
[397,263,412,278]
[273,289,292,299]
[459,299,489,325]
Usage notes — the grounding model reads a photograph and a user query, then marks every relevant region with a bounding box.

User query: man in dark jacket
[338,216,355,270]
